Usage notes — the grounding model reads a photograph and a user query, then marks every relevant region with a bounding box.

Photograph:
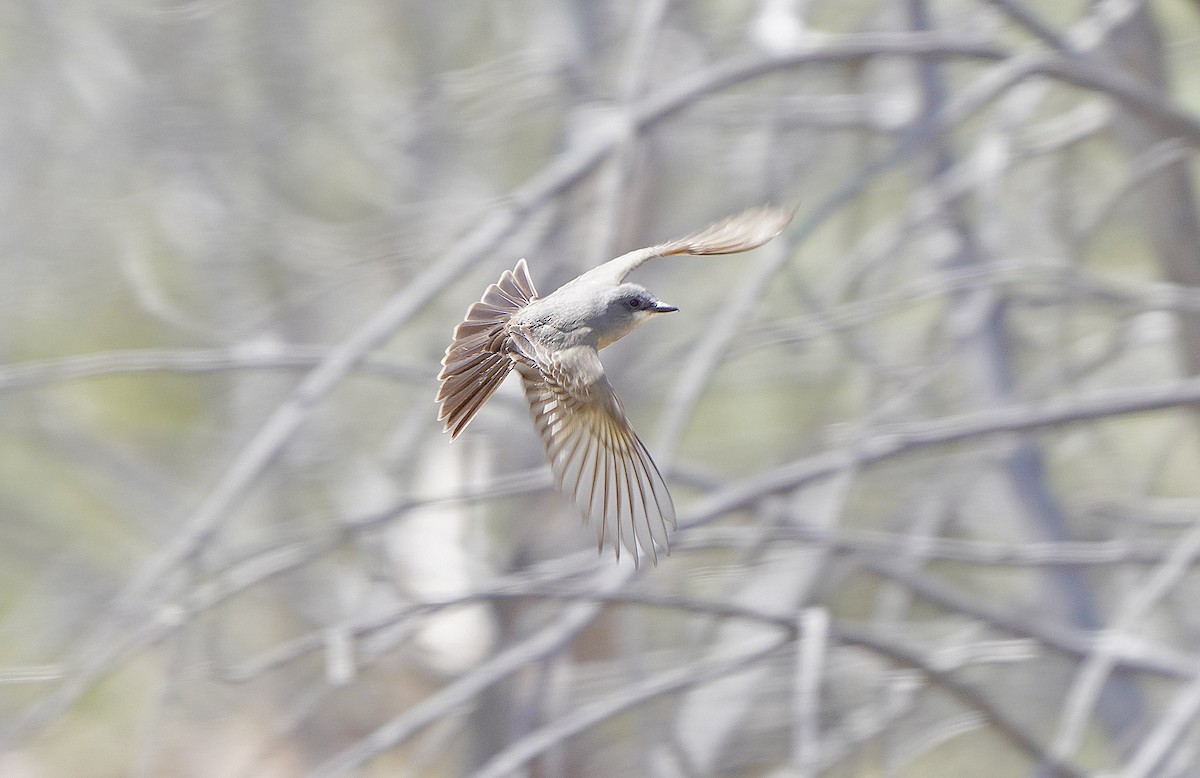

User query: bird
[435,205,793,565]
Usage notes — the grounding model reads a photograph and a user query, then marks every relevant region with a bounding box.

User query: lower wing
[515,343,675,565]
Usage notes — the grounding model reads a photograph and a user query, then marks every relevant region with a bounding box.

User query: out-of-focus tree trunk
[906,0,1149,749]
[1105,3,1200,378]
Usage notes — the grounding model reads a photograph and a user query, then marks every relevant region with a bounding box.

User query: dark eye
[626,297,643,310]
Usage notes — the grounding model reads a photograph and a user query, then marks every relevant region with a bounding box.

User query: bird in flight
[436,206,792,565]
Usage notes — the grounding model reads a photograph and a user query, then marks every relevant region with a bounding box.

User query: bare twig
[1119,670,1200,778]
[307,565,635,777]
[833,622,1086,778]
[0,346,431,392]
[467,631,789,778]
[681,373,1200,530]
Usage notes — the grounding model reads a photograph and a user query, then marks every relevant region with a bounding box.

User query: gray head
[591,282,677,349]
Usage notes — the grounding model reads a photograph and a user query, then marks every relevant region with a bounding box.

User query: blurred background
[3,0,1200,775]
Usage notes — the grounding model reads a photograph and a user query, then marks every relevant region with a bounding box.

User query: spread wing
[512,338,675,565]
[587,204,794,285]
[436,259,538,438]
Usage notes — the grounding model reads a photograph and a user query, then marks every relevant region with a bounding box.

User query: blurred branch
[985,0,1073,50]
[1119,670,1200,778]
[753,265,1200,352]
[639,36,1200,147]
[832,620,1087,778]
[678,525,1191,568]
[860,553,1197,679]
[0,346,432,392]
[913,0,1144,746]
[655,27,1200,456]
[1051,507,1200,760]
[468,631,789,778]
[581,0,669,267]
[305,584,1085,777]
[359,587,1091,778]
[684,373,1200,528]
[308,565,635,777]
[1075,138,1193,253]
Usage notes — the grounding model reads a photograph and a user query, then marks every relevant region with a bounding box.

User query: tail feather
[436,259,539,438]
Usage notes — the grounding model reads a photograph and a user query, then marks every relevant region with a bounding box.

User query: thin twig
[0,346,431,392]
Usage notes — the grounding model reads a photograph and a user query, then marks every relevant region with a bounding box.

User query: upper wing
[587,204,794,284]
[436,259,538,438]
[512,338,675,565]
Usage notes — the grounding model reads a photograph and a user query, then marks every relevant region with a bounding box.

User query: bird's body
[436,206,792,565]
[511,280,664,350]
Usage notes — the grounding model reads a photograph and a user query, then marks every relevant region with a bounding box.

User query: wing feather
[516,344,675,564]
[589,205,794,284]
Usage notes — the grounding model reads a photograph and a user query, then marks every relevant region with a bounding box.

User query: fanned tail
[436,259,538,438]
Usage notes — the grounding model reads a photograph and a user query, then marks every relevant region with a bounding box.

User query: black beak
[651,302,679,313]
